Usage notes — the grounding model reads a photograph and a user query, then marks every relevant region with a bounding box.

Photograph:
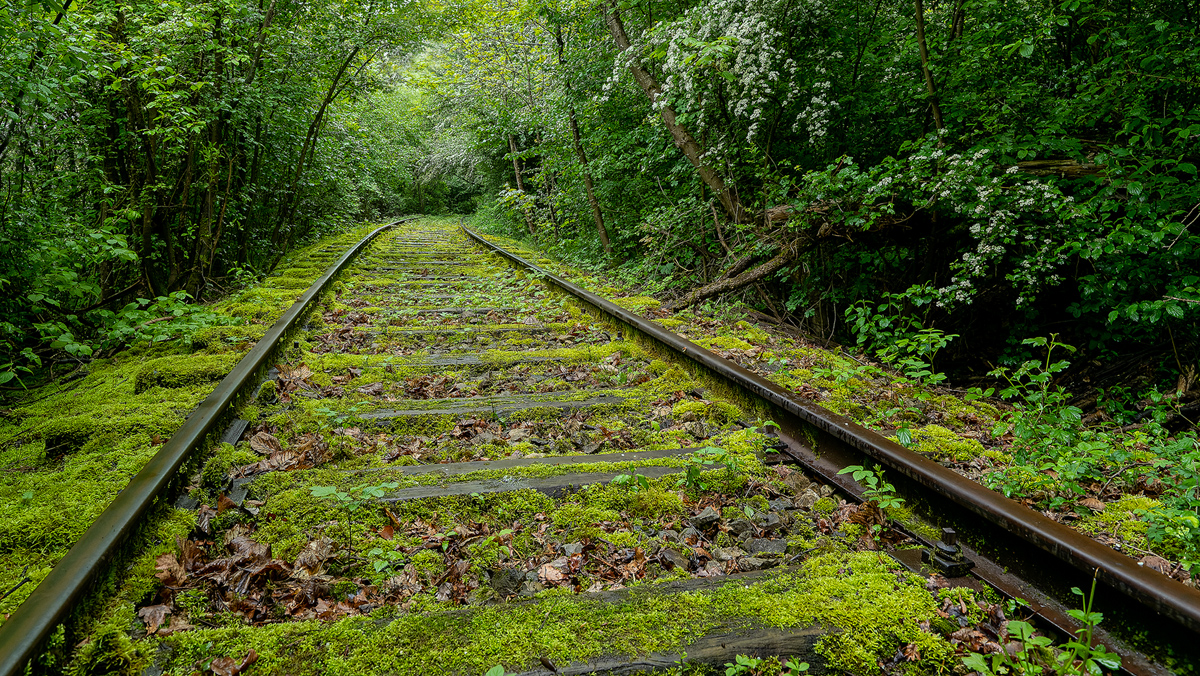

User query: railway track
[1,217,1198,675]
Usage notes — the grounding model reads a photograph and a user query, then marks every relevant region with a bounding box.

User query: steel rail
[462,227,1200,642]
[0,219,412,676]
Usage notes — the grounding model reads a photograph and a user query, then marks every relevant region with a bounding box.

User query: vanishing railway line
[2,218,1198,675]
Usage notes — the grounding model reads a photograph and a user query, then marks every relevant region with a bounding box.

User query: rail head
[461,225,1200,636]
[0,218,416,676]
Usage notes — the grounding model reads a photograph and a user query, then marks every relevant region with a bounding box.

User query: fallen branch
[666,237,810,311]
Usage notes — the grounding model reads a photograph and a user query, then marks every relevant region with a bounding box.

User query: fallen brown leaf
[154,552,187,586]
[248,431,282,455]
[137,604,170,635]
[216,494,237,514]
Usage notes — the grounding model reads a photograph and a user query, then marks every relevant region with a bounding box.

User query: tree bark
[914,0,944,130]
[554,25,611,253]
[603,3,747,224]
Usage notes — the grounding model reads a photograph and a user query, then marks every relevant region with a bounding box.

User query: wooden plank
[380,466,683,502]
[351,447,696,477]
[360,395,628,422]
[509,626,828,675]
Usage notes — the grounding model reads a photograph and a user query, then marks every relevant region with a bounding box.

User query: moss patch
[1078,495,1161,549]
[151,551,952,675]
[134,354,241,394]
[909,424,985,461]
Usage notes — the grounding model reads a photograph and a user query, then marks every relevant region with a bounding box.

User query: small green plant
[366,546,406,575]
[612,470,651,493]
[313,403,363,430]
[310,481,399,551]
[890,328,957,385]
[0,346,40,388]
[962,570,1120,675]
[723,654,809,675]
[845,284,956,384]
[726,655,764,675]
[678,446,743,491]
[982,335,1094,503]
[811,360,875,385]
[837,464,905,510]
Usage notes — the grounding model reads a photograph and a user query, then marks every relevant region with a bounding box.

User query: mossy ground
[0,224,386,619]
[148,551,950,676]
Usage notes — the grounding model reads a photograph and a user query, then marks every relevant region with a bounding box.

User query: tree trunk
[269,45,363,266]
[603,3,747,224]
[508,134,536,234]
[914,0,944,130]
[244,0,277,86]
[554,25,611,253]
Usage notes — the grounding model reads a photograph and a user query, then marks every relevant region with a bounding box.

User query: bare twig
[0,565,30,601]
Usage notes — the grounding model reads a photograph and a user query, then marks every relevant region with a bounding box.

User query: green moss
[696,336,755,351]
[742,495,770,514]
[625,488,686,520]
[908,424,985,462]
[134,354,241,395]
[812,497,836,515]
[936,588,987,624]
[70,606,147,676]
[611,296,662,312]
[411,549,445,581]
[190,324,266,352]
[1078,495,1161,549]
[149,551,952,675]
[670,400,740,426]
[552,503,622,541]
[733,321,770,344]
[265,277,320,290]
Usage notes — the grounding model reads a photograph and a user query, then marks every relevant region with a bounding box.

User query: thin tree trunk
[508,134,536,234]
[603,3,747,224]
[244,0,277,86]
[914,0,944,130]
[554,26,611,253]
[269,45,362,263]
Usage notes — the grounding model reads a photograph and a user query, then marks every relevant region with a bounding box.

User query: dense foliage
[0,0,478,383]
[424,0,1199,377]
